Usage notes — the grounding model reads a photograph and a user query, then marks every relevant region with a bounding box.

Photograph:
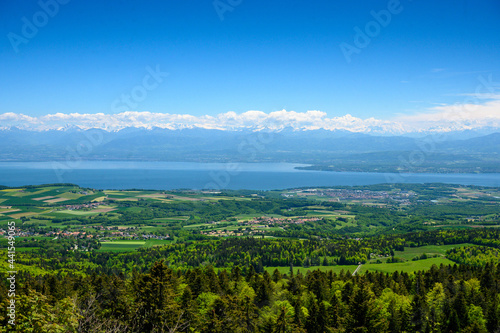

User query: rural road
[352,264,362,276]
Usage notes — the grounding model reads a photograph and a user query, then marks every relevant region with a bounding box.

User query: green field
[56,192,84,200]
[361,257,456,274]
[0,236,53,246]
[0,184,498,275]
[144,239,173,247]
[361,243,474,274]
[265,257,457,276]
[95,239,172,252]
[55,210,98,216]
[264,244,472,275]
[393,243,473,260]
[265,265,360,275]
[98,241,146,252]
[55,205,116,216]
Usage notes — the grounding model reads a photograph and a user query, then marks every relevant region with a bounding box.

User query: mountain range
[0,127,499,173]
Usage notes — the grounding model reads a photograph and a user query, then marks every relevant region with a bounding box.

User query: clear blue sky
[1,0,499,119]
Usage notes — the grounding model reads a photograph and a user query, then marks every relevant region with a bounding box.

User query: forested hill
[1,228,500,331]
[1,254,499,332]
[0,183,499,331]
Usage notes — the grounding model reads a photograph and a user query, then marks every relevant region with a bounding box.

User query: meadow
[1,183,498,277]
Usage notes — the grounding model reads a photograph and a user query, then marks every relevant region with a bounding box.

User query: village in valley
[0,183,499,252]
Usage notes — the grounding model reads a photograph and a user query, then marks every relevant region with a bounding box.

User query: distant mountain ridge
[2,110,500,135]
[0,127,498,163]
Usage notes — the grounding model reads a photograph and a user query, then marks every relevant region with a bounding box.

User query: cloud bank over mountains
[1,98,499,134]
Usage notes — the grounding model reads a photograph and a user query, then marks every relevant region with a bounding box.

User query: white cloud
[397,99,500,130]
[0,112,37,123]
[1,99,500,133]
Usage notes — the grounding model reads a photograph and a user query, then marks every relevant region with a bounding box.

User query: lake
[0,161,499,190]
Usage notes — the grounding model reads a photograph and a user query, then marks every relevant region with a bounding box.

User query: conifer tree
[345,282,382,333]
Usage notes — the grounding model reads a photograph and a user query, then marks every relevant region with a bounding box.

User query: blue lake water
[0,161,499,190]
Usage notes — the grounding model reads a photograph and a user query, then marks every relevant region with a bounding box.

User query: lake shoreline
[1,161,500,190]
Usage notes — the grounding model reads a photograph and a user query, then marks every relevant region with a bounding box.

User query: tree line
[1,260,499,332]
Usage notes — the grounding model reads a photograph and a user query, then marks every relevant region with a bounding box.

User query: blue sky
[0,0,499,124]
